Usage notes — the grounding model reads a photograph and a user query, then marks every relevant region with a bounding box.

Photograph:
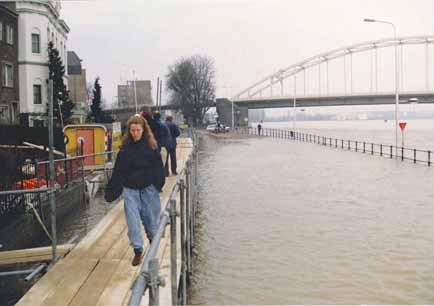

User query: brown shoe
[132,253,143,266]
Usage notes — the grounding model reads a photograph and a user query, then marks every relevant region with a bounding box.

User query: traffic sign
[399,122,407,131]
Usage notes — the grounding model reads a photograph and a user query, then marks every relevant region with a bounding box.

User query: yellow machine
[63,124,107,166]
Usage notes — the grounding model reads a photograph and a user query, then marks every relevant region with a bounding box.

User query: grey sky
[62,0,434,106]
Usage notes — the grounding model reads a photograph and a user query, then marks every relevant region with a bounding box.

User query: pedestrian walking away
[165,115,181,175]
[104,115,165,266]
[141,106,161,144]
[153,112,173,176]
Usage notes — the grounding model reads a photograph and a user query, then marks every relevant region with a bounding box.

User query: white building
[16,0,69,127]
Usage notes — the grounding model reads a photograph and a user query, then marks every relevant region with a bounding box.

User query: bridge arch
[233,36,434,100]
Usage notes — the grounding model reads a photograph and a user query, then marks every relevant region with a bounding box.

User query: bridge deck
[15,138,193,306]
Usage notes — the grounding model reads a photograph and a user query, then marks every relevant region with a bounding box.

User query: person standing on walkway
[258,121,263,136]
[104,115,165,266]
[165,116,180,175]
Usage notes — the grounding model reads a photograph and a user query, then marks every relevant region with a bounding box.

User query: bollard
[355,141,358,152]
[414,149,416,163]
[341,139,344,149]
[390,145,393,159]
[380,144,383,156]
[371,143,374,155]
[429,151,431,166]
[363,142,366,153]
[169,199,178,306]
[348,140,350,150]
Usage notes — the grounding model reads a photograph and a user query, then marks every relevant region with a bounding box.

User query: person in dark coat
[165,116,181,175]
[141,107,161,146]
[153,112,172,150]
[105,115,165,266]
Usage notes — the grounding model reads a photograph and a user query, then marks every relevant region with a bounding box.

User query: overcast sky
[62,0,434,106]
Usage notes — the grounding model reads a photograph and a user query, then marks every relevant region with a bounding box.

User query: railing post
[390,145,393,159]
[363,142,366,153]
[341,139,344,149]
[355,141,358,152]
[185,161,192,276]
[348,140,350,150]
[380,144,383,156]
[401,147,404,161]
[169,198,178,306]
[148,258,161,306]
[179,179,187,305]
[414,149,416,163]
[371,143,374,155]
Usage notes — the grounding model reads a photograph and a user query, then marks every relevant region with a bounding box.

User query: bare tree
[166,55,216,126]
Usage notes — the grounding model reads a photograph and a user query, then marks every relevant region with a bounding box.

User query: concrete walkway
[15,138,193,306]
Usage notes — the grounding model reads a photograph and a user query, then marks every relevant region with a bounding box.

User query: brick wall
[0,3,19,124]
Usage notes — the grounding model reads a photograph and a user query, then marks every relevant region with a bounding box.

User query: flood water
[190,119,434,304]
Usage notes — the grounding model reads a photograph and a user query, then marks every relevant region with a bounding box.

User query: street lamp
[364,18,400,155]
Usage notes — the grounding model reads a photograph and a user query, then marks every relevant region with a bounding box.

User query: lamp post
[364,18,400,155]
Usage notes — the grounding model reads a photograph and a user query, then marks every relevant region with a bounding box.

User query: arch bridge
[218,36,434,126]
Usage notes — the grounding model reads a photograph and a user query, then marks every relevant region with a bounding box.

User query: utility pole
[48,79,57,263]
[156,77,160,109]
[133,70,138,114]
[159,79,163,111]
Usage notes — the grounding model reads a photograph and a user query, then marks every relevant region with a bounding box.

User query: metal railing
[238,127,433,167]
[129,133,199,306]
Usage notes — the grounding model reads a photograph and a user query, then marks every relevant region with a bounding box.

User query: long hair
[121,115,158,150]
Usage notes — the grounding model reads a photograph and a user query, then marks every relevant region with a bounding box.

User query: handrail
[241,127,432,167]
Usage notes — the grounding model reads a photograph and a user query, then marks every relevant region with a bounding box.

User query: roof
[67,51,82,75]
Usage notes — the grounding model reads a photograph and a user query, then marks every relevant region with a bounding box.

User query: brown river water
[190,120,434,304]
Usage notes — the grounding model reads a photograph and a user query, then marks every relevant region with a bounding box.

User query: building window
[6,25,13,45]
[2,63,13,87]
[33,119,44,127]
[32,33,41,53]
[33,85,42,104]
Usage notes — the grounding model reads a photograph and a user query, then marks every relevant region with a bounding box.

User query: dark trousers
[165,146,177,175]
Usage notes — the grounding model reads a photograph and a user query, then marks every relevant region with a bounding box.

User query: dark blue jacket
[165,121,180,148]
[156,119,173,149]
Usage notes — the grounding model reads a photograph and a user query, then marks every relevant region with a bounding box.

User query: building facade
[16,0,70,127]
[67,51,87,123]
[0,3,19,124]
[117,80,153,110]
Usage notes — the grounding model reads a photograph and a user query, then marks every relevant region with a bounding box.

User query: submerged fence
[237,127,432,167]
[128,134,199,306]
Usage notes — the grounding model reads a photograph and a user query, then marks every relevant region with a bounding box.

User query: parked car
[206,124,217,132]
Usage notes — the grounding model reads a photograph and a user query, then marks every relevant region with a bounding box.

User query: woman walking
[105,115,165,266]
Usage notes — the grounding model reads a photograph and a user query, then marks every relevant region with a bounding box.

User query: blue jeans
[122,185,161,253]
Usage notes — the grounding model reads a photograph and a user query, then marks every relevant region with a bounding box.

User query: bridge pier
[216,98,248,128]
